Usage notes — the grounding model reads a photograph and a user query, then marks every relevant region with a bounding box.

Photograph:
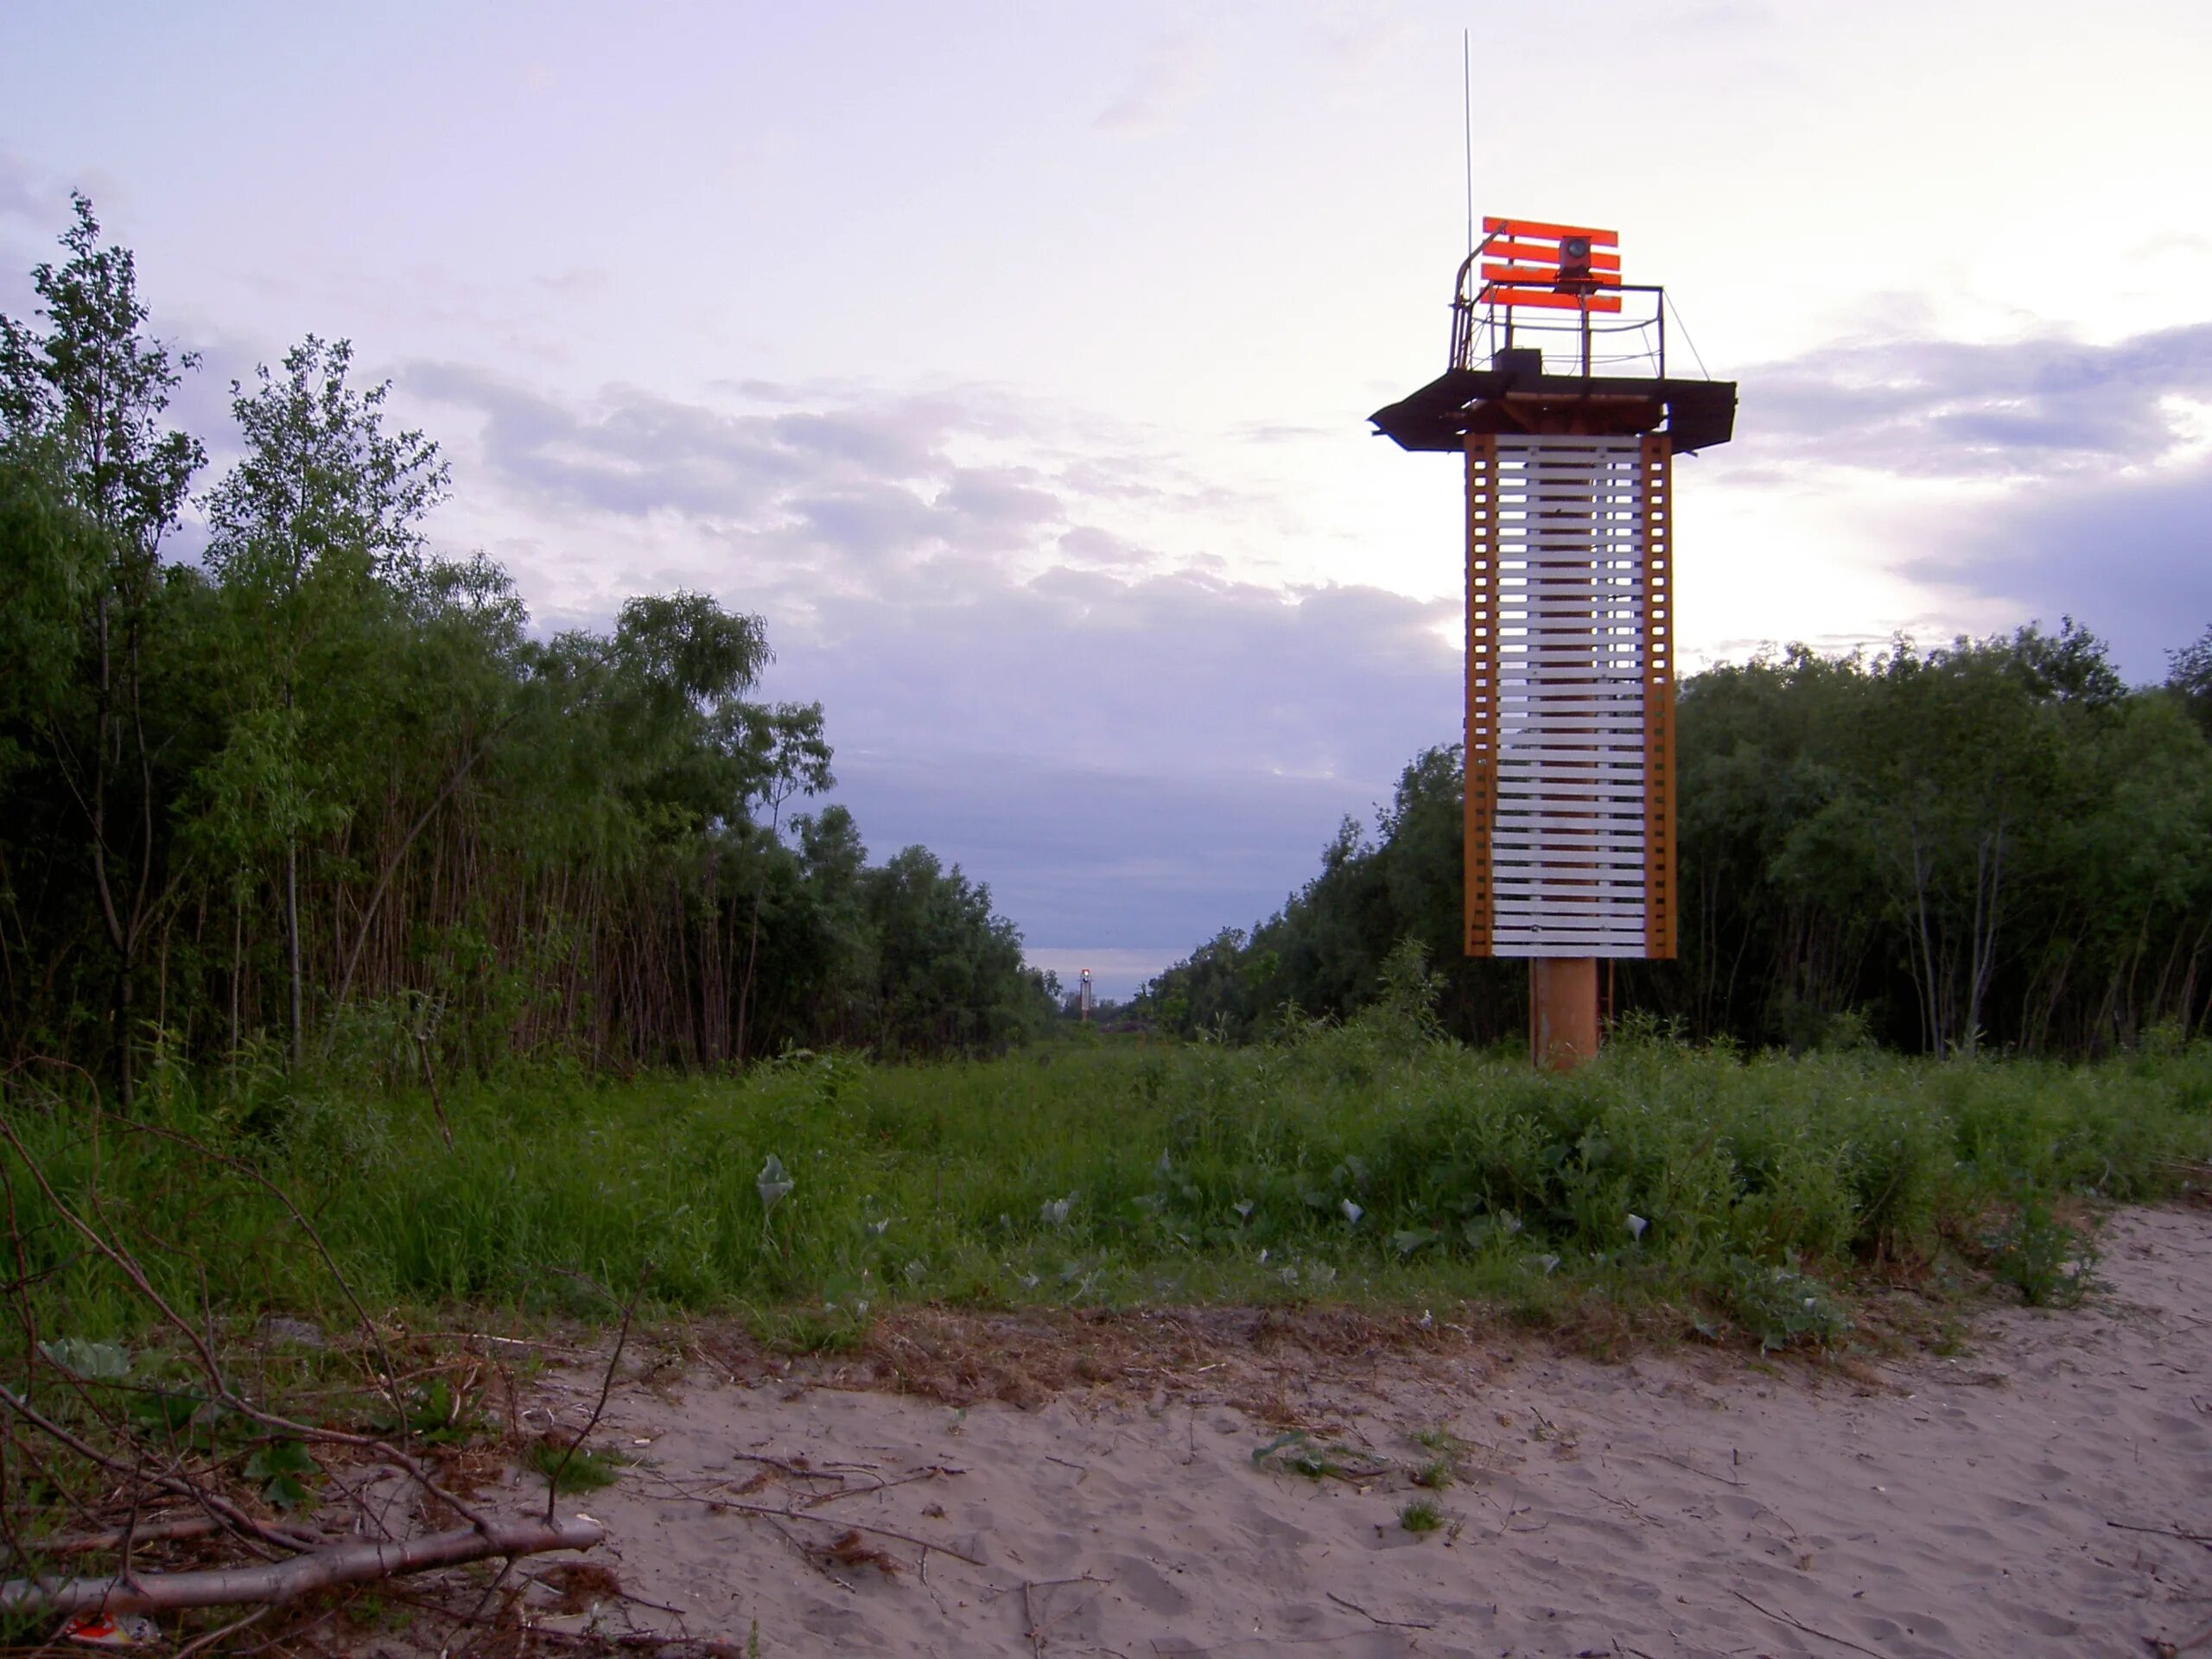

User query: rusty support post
[1530,957,1599,1071]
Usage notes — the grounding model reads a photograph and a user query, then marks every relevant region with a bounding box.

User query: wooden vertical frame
[1637,434,1676,957]
[1465,433,1500,957]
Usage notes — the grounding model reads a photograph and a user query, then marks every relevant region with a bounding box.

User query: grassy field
[11,979,2212,1358]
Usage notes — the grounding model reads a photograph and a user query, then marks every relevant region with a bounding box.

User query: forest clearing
[7,39,2212,1655]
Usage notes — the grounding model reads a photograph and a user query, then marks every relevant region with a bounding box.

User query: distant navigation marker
[1078,968,1095,1022]
[1370,217,1737,1070]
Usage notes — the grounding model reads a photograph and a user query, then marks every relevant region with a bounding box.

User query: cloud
[1904,454,2212,682]
[407,363,952,528]
[772,570,1459,967]
[1093,35,1212,137]
[403,362,1266,608]
[1713,317,2212,682]
[1742,322,2212,480]
[405,365,1458,965]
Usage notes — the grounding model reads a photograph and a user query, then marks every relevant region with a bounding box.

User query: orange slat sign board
[1477,215,1624,310]
[1482,263,1621,288]
[1484,287,1624,314]
[1489,239,1621,270]
[1484,215,1618,246]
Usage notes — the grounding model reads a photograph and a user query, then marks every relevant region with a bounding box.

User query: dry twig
[543,1265,650,1522]
[1727,1586,1888,1659]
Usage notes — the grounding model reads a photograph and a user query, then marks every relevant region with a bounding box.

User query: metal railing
[1449,247,1668,380]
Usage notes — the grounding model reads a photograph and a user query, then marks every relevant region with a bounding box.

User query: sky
[5,0,2211,995]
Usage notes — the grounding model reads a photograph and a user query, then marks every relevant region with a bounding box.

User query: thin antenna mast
[1462,29,1474,255]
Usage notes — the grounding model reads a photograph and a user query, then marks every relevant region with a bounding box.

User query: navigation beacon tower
[1370,217,1737,1070]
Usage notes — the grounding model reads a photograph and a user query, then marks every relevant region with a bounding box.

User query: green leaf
[38,1338,130,1381]
[244,1439,318,1480]
[261,1471,313,1512]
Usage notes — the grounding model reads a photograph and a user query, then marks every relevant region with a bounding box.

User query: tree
[200,335,448,1068]
[0,195,205,1104]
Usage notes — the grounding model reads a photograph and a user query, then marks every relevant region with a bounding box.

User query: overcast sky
[5,0,2210,994]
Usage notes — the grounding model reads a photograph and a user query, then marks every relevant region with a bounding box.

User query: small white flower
[1039,1196,1073,1226]
[1233,1199,1255,1221]
[1340,1198,1363,1225]
[1626,1213,1649,1241]
[1417,1309,1434,1330]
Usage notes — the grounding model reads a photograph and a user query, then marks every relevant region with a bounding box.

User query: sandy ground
[480,1206,2212,1658]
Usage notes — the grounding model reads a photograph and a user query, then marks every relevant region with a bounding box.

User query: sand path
[506,1205,2212,1657]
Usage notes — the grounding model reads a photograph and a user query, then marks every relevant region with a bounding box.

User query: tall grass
[9,989,2211,1350]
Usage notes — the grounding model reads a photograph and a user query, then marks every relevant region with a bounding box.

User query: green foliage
[1981,1195,2101,1307]
[367,1376,480,1446]
[525,1440,626,1494]
[1724,1257,1852,1353]
[0,200,1051,1093]
[1251,1430,1343,1479]
[1398,1497,1444,1534]
[243,1438,321,1510]
[37,1338,130,1380]
[5,1025,2205,1360]
[1141,622,2212,1061]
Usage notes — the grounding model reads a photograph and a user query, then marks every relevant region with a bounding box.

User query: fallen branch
[17,1515,226,1555]
[0,1514,606,1617]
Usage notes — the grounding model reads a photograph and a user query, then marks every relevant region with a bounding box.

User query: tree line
[1,198,1052,1104]
[1141,621,2212,1058]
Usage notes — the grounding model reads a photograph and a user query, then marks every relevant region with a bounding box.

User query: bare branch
[1,1515,606,1617]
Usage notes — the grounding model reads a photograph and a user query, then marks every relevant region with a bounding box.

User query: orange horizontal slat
[1489,239,1621,271]
[1484,286,1625,314]
[1482,262,1621,287]
[1484,215,1618,246]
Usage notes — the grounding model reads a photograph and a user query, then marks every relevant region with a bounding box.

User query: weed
[747,1304,869,1355]
[1726,1257,1853,1353]
[1251,1429,1336,1479]
[524,1440,628,1494]
[5,1036,2205,1351]
[1410,1425,1462,1488]
[1250,1428,1387,1482]
[1399,1497,1444,1534]
[1982,1196,2101,1307]
[344,1595,415,1635]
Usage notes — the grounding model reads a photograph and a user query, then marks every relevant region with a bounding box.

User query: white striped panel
[1485,435,1652,958]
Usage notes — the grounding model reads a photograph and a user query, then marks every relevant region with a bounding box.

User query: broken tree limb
[0,1514,606,1617]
